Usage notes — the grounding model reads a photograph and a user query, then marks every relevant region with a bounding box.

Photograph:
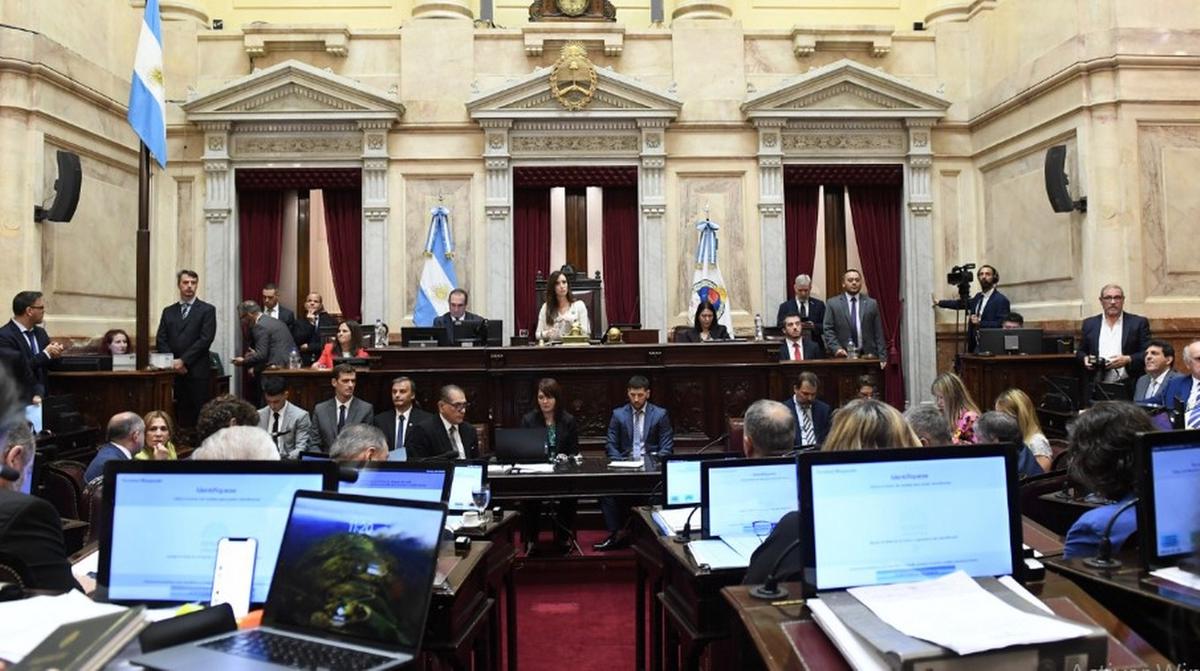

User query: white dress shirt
[441,414,465,459]
[1097,315,1125,381]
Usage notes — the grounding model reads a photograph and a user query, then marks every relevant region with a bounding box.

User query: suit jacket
[1150,374,1200,412]
[1063,495,1137,560]
[432,311,484,346]
[744,510,802,586]
[1077,312,1152,379]
[155,298,217,379]
[777,339,822,362]
[407,416,479,461]
[783,397,831,447]
[84,442,131,483]
[520,409,581,456]
[244,315,294,372]
[606,402,674,458]
[937,289,1011,352]
[0,320,56,401]
[258,401,312,458]
[775,297,826,332]
[264,305,297,341]
[293,311,335,362]
[676,324,731,343]
[1134,369,1181,403]
[822,293,886,360]
[372,406,435,454]
[308,397,375,452]
[0,489,79,592]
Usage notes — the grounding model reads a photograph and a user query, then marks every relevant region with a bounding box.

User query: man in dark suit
[778,314,822,362]
[1077,284,1152,385]
[741,400,801,585]
[1150,340,1200,428]
[782,372,831,449]
[83,412,143,483]
[407,385,479,461]
[372,376,433,461]
[741,399,796,458]
[233,300,293,404]
[822,269,887,368]
[933,264,1011,352]
[1134,340,1179,403]
[597,375,674,550]
[1,418,79,592]
[293,292,334,365]
[432,288,484,346]
[0,291,65,403]
[775,274,825,349]
[155,270,217,427]
[308,364,374,452]
[260,283,297,345]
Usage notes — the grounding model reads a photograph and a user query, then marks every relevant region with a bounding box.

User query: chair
[726,417,744,454]
[0,551,30,589]
[670,325,690,343]
[49,459,88,493]
[474,422,491,458]
[534,265,604,337]
[39,465,82,521]
[1018,471,1083,536]
[1050,440,1071,472]
[81,479,105,547]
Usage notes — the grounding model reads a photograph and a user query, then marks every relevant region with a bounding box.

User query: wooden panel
[565,187,588,270]
[49,370,176,429]
[958,354,1082,410]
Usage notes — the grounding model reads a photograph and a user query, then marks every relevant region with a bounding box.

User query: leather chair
[40,465,82,521]
[0,551,30,589]
[49,459,88,493]
[81,479,105,547]
[474,422,491,458]
[1050,440,1071,472]
[534,264,604,337]
[726,417,744,455]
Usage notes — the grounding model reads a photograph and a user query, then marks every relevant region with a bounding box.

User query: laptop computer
[133,491,447,671]
[98,460,338,606]
[1135,429,1200,570]
[686,457,797,569]
[338,462,452,503]
[494,428,548,463]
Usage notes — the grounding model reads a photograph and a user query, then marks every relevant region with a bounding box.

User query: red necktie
[793,341,803,361]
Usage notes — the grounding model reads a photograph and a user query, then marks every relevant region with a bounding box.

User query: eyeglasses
[1100,295,1125,302]
[29,305,45,311]
[447,401,470,410]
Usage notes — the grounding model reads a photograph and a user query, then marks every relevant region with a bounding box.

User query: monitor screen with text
[339,465,449,503]
[446,463,484,512]
[702,459,797,539]
[1149,440,1200,560]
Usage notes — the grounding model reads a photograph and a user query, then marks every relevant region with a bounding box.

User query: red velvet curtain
[513,187,551,337]
[323,189,363,322]
[784,184,820,295]
[848,184,905,407]
[602,186,640,326]
[237,190,285,302]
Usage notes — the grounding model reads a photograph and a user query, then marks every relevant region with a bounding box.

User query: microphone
[697,433,729,454]
[750,538,801,600]
[1040,375,1077,412]
[672,504,703,544]
[1083,497,1138,569]
[0,465,19,482]
[1091,377,1114,403]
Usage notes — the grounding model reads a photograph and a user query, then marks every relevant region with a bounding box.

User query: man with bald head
[84,412,144,482]
[1077,284,1151,385]
[742,399,796,458]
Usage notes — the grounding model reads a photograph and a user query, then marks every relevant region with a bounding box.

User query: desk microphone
[697,433,729,454]
[672,505,703,544]
[1040,375,1077,412]
[750,538,801,600]
[0,465,18,482]
[1083,497,1138,569]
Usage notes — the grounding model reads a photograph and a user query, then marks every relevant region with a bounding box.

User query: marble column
[200,122,238,375]
[482,121,514,330]
[903,119,938,404]
[639,121,668,338]
[756,121,786,320]
[360,121,392,326]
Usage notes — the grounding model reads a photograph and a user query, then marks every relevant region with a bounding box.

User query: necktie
[793,341,802,361]
[801,406,817,446]
[24,330,38,355]
[181,302,190,320]
[449,425,464,459]
[396,414,406,450]
[337,404,347,431]
[1187,383,1200,430]
[633,410,645,459]
[271,411,280,436]
[800,301,807,320]
[849,296,859,346]
[1146,378,1160,401]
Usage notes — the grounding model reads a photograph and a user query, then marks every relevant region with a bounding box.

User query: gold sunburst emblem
[550,43,597,111]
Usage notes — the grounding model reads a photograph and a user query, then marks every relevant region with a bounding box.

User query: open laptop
[686,457,797,569]
[98,460,338,606]
[338,462,452,503]
[133,491,446,671]
[1135,429,1200,570]
[797,444,1022,596]
[494,428,548,463]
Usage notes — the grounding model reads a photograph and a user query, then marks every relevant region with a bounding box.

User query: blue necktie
[24,330,39,355]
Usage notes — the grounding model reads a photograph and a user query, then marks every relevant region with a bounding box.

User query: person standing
[932,264,1011,352]
[822,269,887,368]
[1077,284,1151,385]
[0,291,64,404]
[155,270,216,428]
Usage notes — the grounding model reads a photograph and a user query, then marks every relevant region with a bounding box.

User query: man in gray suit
[1134,339,1179,403]
[258,375,311,458]
[822,268,887,369]
[233,300,294,405]
[308,364,374,452]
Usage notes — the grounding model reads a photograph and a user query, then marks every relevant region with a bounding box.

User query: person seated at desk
[312,320,368,370]
[783,372,830,449]
[309,365,375,453]
[519,378,579,554]
[677,300,730,343]
[1149,340,1200,424]
[258,376,312,459]
[596,375,674,551]
[855,374,878,401]
[373,376,432,461]
[931,371,979,445]
[994,388,1052,471]
[100,328,130,355]
[1002,311,1025,329]
[406,385,479,461]
[904,404,953,446]
[1133,339,1178,404]
[293,292,333,365]
[1062,401,1151,560]
[192,425,279,460]
[195,394,260,445]
[135,410,177,461]
[84,412,143,483]
[778,314,821,361]
[434,288,485,346]
[330,423,390,463]
[535,270,590,342]
[973,411,1044,479]
[741,399,800,584]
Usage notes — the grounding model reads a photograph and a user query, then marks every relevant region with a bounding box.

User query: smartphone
[210,537,257,619]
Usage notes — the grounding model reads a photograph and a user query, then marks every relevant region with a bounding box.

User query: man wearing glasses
[1078,284,1152,385]
[408,384,479,460]
[0,291,65,404]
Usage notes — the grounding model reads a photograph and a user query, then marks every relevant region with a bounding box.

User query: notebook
[132,491,446,671]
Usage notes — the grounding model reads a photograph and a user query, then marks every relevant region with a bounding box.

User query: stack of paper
[0,591,131,663]
[652,506,697,535]
[686,534,763,570]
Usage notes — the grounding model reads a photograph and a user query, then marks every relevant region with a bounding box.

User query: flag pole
[135,142,151,370]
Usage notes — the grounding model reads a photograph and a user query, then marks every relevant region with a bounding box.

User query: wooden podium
[958,353,1082,408]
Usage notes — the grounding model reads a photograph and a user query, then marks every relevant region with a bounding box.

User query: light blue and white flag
[413,206,459,326]
[128,0,167,167]
[689,218,733,332]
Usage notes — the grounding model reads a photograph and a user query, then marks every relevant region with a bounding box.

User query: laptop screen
[662,454,729,508]
[339,464,450,503]
[1139,430,1200,564]
[446,462,485,513]
[264,492,446,653]
[800,446,1019,592]
[102,464,335,604]
[701,458,797,539]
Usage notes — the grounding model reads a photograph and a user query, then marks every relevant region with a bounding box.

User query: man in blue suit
[782,372,830,449]
[1076,284,1152,386]
[83,412,144,483]
[1150,340,1200,429]
[776,274,825,352]
[933,264,1010,353]
[0,291,65,403]
[596,375,673,551]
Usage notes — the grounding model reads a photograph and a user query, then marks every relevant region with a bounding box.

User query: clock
[556,0,588,16]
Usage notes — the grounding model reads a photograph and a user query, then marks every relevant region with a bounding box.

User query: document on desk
[846,571,1092,655]
[652,506,696,535]
[1151,566,1200,591]
[686,534,763,570]
[0,590,130,663]
[608,460,645,469]
[508,463,556,474]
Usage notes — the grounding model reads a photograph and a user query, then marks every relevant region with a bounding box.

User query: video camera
[946,263,976,302]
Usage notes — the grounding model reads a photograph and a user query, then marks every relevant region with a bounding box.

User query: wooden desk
[424,541,496,669]
[958,353,1082,408]
[265,344,883,451]
[722,572,1169,671]
[456,510,520,671]
[48,370,176,429]
[489,457,662,502]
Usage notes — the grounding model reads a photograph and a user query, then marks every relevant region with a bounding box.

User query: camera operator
[931,264,1010,353]
[1077,284,1151,385]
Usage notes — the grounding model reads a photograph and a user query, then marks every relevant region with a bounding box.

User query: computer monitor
[661,453,732,509]
[1136,429,1200,569]
[976,328,1043,355]
[297,450,331,462]
[700,457,798,539]
[98,460,338,606]
[401,327,444,348]
[56,355,113,372]
[338,462,452,503]
[1093,381,1133,403]
[446,461,488,513]
[42,394,84,435]
[494,428,548,463]
[797,445,1021,595]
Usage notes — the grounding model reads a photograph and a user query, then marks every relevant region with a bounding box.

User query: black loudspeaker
[34,150,82,223]
[1044,145,1086,213]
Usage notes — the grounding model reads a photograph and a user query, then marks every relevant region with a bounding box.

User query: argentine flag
[413,206,459,326]
[689,218,734,332]
[129,0,167,167]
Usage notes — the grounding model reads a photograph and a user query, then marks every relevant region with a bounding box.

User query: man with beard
[933,264,1010,353]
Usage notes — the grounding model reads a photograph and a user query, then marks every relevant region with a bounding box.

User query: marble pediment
[743,58,948,120]
[183,59,404,123]
[468,66,680,121]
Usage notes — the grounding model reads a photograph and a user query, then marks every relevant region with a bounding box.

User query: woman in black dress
[677,300,731,342]
[519,378,579,554]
